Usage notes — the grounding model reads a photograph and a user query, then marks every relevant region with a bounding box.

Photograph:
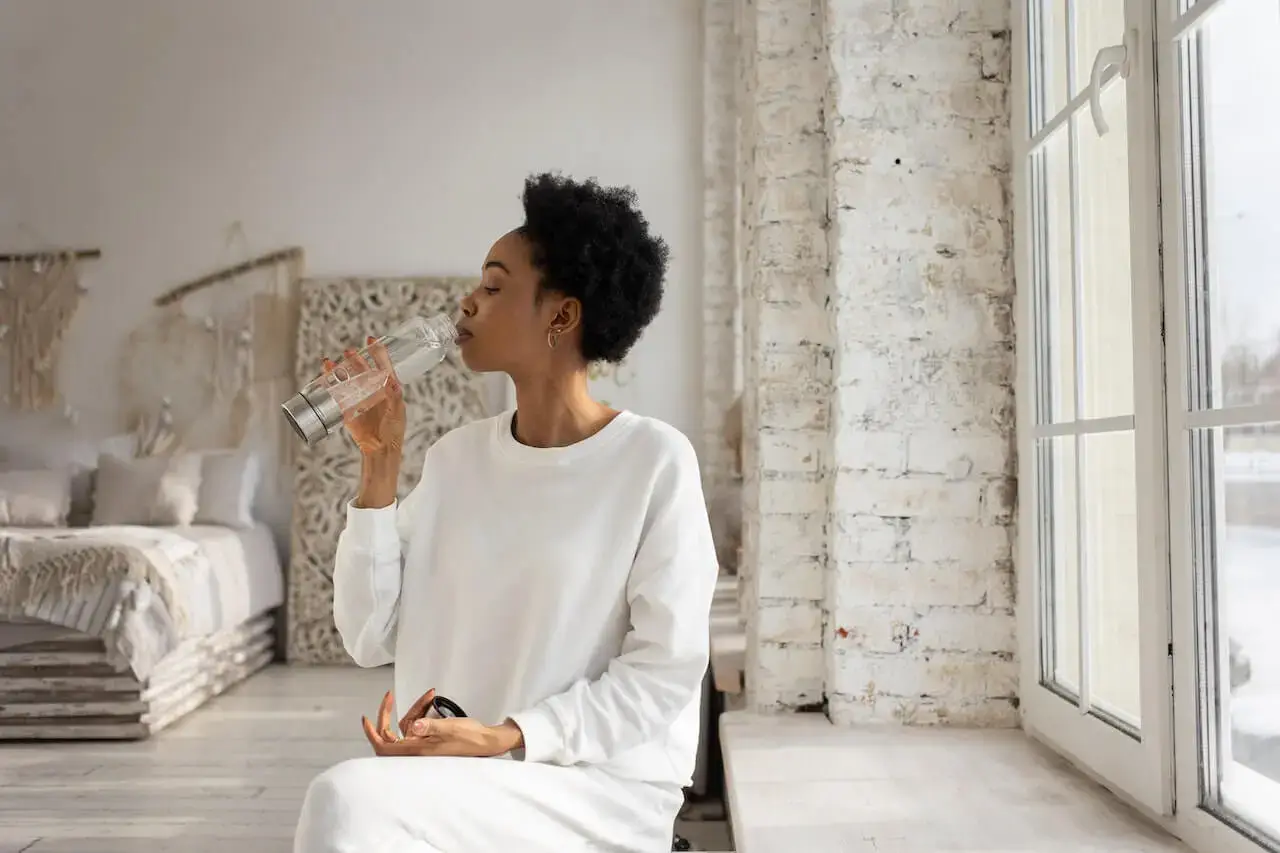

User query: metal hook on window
[1088,28,1138,136]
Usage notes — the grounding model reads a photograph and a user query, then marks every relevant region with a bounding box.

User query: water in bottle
[282,314,457,445]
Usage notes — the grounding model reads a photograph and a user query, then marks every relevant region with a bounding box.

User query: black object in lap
[432,695,467,718]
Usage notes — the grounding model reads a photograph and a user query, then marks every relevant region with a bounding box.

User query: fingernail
[411,719,427,735]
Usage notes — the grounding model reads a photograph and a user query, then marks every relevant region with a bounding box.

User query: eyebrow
[483,260,510,274]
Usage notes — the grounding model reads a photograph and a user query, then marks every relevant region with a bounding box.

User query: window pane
[1072,0,1126,99]
[1035,125,1077,423]
[1178,1,1280,838]
[1082,429,1141,726]
[1039,435,1081,693]
[1197,425,1280,839]
[1030,0,1070,128]
[1075,81,1135,419]
[1193,0,1280,411]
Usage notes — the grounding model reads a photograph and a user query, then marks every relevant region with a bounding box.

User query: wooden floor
[0,665,731,852]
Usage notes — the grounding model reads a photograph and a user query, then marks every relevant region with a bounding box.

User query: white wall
[0,0,703,541]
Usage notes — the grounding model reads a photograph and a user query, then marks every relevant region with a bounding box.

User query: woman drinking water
[293,173,718,853]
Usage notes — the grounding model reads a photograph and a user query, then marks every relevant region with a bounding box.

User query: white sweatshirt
[331,410,719,786]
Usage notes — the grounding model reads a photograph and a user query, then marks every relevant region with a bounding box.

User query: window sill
[720,711,1191,852]
[1222,762,1280,844]
[708,573,744,698]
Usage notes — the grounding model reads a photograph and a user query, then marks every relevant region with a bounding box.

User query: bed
[0,522,284,740]
[0,424,287,740]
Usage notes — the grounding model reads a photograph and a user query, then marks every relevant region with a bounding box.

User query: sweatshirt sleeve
[331,453,431,668]
[508,438,718,766]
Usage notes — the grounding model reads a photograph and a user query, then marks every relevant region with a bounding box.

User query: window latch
[1088,28,1139,136]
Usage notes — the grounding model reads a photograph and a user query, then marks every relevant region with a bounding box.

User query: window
[1015,0,1167,816]
[1016,1,1280,851]
[1166,0,1280,845]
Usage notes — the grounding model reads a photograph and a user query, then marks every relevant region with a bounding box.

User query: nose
[459,291,477,318]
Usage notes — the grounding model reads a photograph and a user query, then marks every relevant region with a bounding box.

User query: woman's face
[456,230,579,375]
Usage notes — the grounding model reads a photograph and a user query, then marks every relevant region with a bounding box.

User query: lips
[455,329,474,344]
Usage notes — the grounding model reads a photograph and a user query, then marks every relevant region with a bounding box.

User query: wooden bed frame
[0,613,275,740]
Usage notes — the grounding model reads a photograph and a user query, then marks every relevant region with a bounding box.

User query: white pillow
[0,433,135,526]
[90,452,204,527]
[0,469,73,527]
[194,450,259,529]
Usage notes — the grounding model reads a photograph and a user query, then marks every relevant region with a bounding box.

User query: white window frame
[1016,1,1279,851]
[1158,0,1280,851]
[1012,0,1173,821]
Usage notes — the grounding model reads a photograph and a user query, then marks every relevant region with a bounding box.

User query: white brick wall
[822,0,1015,726]
[707,0,1016,725]
[739,0,832,713]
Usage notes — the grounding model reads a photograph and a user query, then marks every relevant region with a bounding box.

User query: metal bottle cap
[281,388,343,445]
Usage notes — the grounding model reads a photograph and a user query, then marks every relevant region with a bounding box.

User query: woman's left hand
[361,691,523,758]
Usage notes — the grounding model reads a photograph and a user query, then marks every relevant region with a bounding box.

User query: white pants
[293,755,684,853]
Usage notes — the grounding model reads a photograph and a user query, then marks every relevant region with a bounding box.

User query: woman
[293,173,719,853]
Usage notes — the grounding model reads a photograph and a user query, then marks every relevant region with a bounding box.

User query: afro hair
[517,172,669,364]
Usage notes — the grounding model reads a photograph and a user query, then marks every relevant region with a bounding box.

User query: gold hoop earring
[547,330,560,350]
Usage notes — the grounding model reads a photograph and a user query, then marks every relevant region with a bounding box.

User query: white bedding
[151,523,284,636]
[0,523,284,678]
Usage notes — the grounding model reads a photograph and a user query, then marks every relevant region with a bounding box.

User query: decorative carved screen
[286,277,486,664]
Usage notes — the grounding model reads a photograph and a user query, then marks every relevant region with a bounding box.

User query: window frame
[1158,0,1280,850]
[1013,0,1174,820]
[1016,1,1280,851]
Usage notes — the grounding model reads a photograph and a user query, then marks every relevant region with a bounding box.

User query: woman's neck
[510,371,616,448]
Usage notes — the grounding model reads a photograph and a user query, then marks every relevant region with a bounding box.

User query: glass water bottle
[282,314,457,445]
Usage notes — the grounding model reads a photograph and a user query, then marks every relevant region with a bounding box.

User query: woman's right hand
[322,337,406,458]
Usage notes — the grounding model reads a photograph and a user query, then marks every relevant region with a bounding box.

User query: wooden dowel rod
[0,249,101,262]
[154,247,304,307]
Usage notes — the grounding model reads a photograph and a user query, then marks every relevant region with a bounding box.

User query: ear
[549,297,582,335]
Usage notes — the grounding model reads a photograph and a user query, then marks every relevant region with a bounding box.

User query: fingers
[322,334,380,375]
[367,338,404,398]
[377,691,397,741]
[362,715,383,750]
[377,690,393,730]
[363,714,437,756]
[344,347,370,375]
[374,738,435,756]
[364,694,414,753]
[368,337,393,372]
[399,688,436,736]
[364,695,400,750]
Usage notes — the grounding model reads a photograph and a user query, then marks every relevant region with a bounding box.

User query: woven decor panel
[286,277,486,663]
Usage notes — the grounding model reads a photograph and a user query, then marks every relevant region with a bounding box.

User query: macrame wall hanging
[0,249,100,415]
[119,238,302,455]
[118,231,303,542]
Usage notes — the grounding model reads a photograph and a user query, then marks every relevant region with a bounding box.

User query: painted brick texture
[821,0,1016,726]
[738,0,832,712]
[718,0,1017,725]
